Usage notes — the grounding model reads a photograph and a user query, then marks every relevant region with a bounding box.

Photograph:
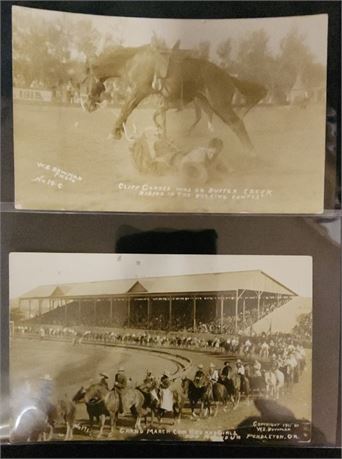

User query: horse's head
[181,377,191,392]
[79,65,106,113]
[72,386,86,404]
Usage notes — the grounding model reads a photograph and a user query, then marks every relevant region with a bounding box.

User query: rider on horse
[159,371,173,412]
[236,359,248,395]
[112,368,127,413]
[194,364,207,388]
[207,363,219,383]
[99,373,109,389]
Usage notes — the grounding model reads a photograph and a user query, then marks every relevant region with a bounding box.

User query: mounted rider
[208,363,219,384]
[194,364,207,388]
[112,368,127,413]
[99,373,109,390]
[207,363,219,400]
[159,370,173,412]
[218,361,235,396]
[137,370,159,407]
[236,359,248,395]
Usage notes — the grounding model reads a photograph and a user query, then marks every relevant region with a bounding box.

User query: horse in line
[72,383,146,437]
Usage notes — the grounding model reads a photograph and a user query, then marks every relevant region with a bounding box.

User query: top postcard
[12,8,328,213]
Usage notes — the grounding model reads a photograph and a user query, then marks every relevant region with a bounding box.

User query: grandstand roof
[19,270,297,299]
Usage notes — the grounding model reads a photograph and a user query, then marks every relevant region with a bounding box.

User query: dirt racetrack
[13,102,326,213]
[10,337,312,441]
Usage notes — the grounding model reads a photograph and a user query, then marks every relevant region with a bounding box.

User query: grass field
[10,338,312,441]
[13,102,326,213]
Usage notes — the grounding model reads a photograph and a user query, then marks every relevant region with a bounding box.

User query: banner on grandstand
[13,87,53,103]
[8,253,313,444]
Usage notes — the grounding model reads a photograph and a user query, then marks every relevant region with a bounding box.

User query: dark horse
[79,45,267,152]
[181,377,211,418]
[73,383,147,437]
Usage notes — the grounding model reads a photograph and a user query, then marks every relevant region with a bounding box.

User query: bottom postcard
[7,253,312,444]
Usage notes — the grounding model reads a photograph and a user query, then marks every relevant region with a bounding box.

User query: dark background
[1,1,341,457]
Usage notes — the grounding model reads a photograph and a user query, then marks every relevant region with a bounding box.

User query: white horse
[264,369,285,400]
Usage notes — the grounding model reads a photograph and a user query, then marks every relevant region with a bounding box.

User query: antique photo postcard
[12,7,327,213]
[8,253,312,443]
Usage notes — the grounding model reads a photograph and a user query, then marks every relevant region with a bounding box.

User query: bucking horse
[79,44,267,152]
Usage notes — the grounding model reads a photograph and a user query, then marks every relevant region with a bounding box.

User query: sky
[9,253,312,299]
[12,6,328,64]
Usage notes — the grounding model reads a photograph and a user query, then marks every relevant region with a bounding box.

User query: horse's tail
[230,75,267,105]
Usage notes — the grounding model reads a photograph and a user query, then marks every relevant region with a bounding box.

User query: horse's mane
[84,383,108,403]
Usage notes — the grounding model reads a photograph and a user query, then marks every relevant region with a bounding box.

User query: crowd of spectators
[24,296,293,338]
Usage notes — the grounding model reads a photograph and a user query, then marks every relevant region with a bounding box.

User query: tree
[235,29,274,87]
[12,9,101,87]
[196,41,211,60]
[72,19,101,59]
[10,307,25,323]
[276,27,315,91]
[216,38,233,69]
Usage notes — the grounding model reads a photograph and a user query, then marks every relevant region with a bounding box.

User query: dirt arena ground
[13,102,325,213]
[10,337,312,441]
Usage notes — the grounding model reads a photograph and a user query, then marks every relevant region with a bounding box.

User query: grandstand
[16,270,298,333]
[250,297,312,334]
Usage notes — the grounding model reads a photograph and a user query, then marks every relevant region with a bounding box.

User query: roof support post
[38,299,42,317]
[110,297,113,324]
[193,297,197,332]
[243,298,246,325]
[28,299,31,320]
[169,296,172,329]
[235,290,246,332]
[257,291,262,320]
[127,297,131,327]
[78,299,81,322]
[147,297,151,328]
[94,299,97,325]
[235,290,239,332]
[220,296,224,333]
[18,298,23,318]
[64,301,67,325]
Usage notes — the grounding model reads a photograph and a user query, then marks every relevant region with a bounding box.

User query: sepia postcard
[12,7,327,213]
[8,253,312,443]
